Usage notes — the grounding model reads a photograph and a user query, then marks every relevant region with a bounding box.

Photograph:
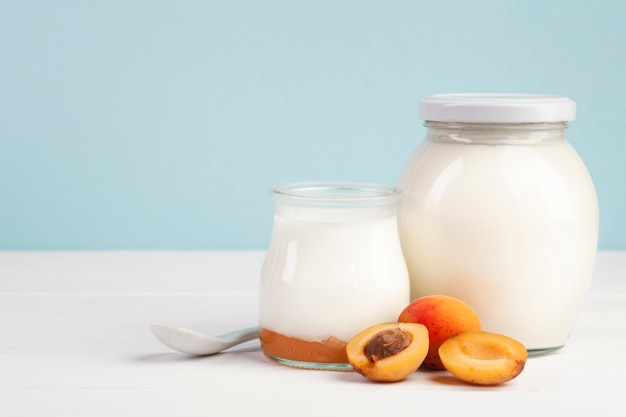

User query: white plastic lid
[419,93,576,123]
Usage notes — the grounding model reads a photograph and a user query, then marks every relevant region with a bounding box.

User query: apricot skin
[398,295,482,370]
[346,322,429,382]
[439,331,528,385]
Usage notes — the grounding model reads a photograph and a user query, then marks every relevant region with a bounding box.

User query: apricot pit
[439,331,528,385]
[346,322,429,382]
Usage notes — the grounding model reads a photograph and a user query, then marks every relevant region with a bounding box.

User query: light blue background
[1,0,624,250]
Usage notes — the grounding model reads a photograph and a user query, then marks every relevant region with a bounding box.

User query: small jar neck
[424,121,568,145]
[270,181,400,223]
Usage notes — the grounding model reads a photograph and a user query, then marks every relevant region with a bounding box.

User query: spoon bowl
[151,324,260,356]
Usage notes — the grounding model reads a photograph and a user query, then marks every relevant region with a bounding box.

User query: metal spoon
[150,324,260,356]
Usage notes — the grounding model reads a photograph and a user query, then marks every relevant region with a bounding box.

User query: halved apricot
[439,331,527,385]
[346,322,429,382]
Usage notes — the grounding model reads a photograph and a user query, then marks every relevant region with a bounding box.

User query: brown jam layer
[260,328,348,364]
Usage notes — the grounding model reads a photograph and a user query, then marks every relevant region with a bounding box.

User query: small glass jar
[259,181,410,370]
[398,94,599,354]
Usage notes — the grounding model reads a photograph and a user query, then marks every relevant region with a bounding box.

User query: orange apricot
[398,295,482,370]
[346,322,429,382]
[439,331,528,385]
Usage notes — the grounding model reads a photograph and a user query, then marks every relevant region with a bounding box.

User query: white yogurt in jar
[397,94,599,351]
[259,182,410,354]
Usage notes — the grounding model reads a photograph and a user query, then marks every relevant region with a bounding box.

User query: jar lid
[419,93,576,123]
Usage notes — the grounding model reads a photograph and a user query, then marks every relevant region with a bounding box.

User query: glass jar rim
[270,181,400,207]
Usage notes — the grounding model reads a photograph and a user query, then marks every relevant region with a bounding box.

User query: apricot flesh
[398,295,482,370]
[439,331,527,385]
[346,322,429,382]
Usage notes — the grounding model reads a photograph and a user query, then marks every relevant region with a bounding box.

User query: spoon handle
[217,327,260,343]
[150,324,260,356]
[217,327,259,343]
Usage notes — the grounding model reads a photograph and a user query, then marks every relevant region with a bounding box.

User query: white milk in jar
[259,181,410,370]
[397,94,599,353]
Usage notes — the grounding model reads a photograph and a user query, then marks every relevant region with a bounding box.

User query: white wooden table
[1,250,624,416]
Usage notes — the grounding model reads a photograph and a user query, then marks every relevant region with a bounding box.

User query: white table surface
[1,250,624,416]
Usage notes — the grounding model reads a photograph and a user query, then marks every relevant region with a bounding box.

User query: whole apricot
[439,331,527,385]
[346,322,429,382]
[397,295,482,370]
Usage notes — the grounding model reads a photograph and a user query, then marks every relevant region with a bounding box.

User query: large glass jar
[397,94,599,354]
[259,181,410,370]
